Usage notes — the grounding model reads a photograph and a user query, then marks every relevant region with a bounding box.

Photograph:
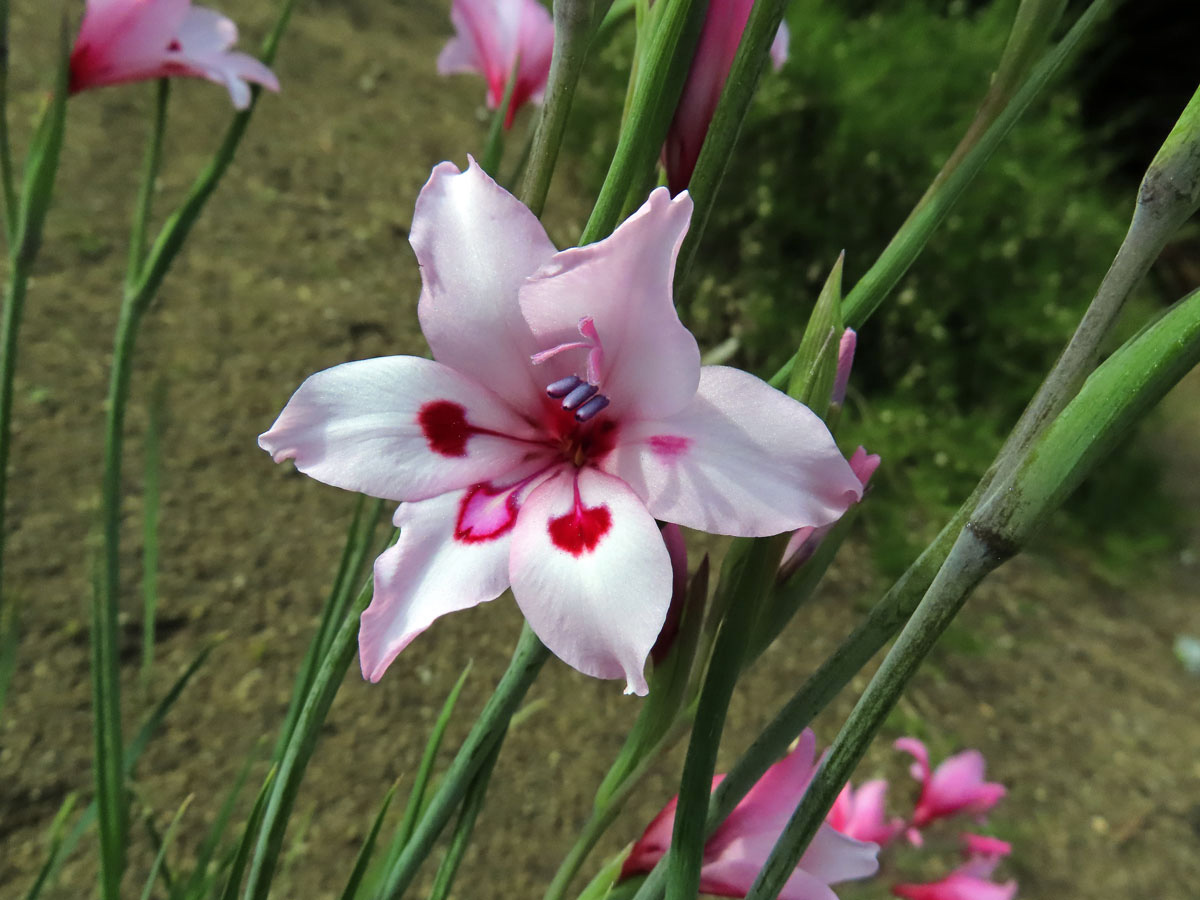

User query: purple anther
[546,375,583,398]
[574,394,610,422]
[562,381,599,411]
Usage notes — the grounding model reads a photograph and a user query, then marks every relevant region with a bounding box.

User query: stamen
[562,381,599,410]
[574,394,610,422]
[546,375,583,398]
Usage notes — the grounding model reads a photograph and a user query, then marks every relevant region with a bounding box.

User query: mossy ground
[1,3,1198,898]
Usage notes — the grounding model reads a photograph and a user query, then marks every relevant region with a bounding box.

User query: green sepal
[786,254,844,409]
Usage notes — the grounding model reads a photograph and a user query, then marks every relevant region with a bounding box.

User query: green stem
[665,535,787,900]
[986,80,1200,490]
[127,80,170,287]
[838,0,1111,329]
[743,528,1004,900]
[241,581,374,900]
[579,0,708,244]
[521,0,600,216]
[0,256,27,601]
[677,0,788,280]
[374,624,550,900]
[542,711,692,900]
[625,503,972,900]
[0,0,15,239]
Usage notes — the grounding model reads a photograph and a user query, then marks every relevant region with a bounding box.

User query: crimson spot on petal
[648,434,691,458]
[419,400,471,457]
[548,503,612,556]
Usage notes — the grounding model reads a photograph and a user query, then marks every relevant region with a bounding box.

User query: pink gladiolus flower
[780,446,880,579]
[664,0,791,193]
[621,731,879,898]
[830,328,858,409]
[69,0,279,109]
[827,779,904,847]
[894,738,1006,841]
[437,0,555,129]
[260,160,862,695]
[892,834,1017,900]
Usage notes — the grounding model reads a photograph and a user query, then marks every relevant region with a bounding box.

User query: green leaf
[786,254,844,408]
[21,793,78,900]
[338,782,398,900]
[390,662,472,857]
[218,768,278,900]
[372,625,549,900]
[427,732,505,900]
[139,795,193,900]
[579,0,709,244]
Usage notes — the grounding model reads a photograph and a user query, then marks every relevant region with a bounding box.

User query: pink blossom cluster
[620,733,1014,900]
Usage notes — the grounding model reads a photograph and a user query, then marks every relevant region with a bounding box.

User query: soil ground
[1,3,1198,899]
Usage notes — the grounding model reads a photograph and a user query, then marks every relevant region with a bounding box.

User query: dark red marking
[548,502,612,556]
[454,482,521,544]
[418,400,472,457]
[167,39,182,52]
[648,434,691,458]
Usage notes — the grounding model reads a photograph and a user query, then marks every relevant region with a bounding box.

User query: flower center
[532,316,611,422]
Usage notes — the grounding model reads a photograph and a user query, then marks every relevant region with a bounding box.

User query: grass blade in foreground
[139,795,193,900]
[374,625,550,900]
[338,782,398,900]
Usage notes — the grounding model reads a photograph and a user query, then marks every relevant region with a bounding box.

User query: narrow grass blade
[242,580,376,900]
[176,741,261,900]
[392,662,472,853]
[0,596,16,722]
[338,782,399,900]
[139,795,193,900]
[21,793,78,900]
[218,768,277,900]
[30,647,212,899]
[426,730,506,900]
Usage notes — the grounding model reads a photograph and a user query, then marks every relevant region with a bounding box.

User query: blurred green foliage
[570,0,1182,574]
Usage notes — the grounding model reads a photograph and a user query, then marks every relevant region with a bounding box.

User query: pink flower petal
[412,160,557,414]
[894,737,931,782]
[437,0,555,127]
[609,366,862,536]
[70,0,277,107]
[359,493,514,681]
[770,21,790,72]
[700,851,841,900]
[892,871,1018,900]
[258,355,548,503]
[508,467,672,695]
[927,750,1006,819]
[519,187,701,422]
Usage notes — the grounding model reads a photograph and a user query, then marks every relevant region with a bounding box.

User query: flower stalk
[521,0,604,215]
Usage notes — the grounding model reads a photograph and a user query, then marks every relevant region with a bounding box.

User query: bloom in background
[621,730,880,898]
[438,0,556,129]
[894,739,1006,843]
[69,0,279,109]
[261,160,861,695]
[664,1,791,193]
[771,22,791,72]
[892,834,1017,900]
[827,779,904,848]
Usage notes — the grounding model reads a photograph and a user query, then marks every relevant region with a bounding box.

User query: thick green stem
[743,529,1005,900]
[677,0,789,280]
[521,0,600,216]
[666,535,787,900]
[579,0,708,244]
[127,80,170,286]
[986,80,1200,489]
[374,625,550,900]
